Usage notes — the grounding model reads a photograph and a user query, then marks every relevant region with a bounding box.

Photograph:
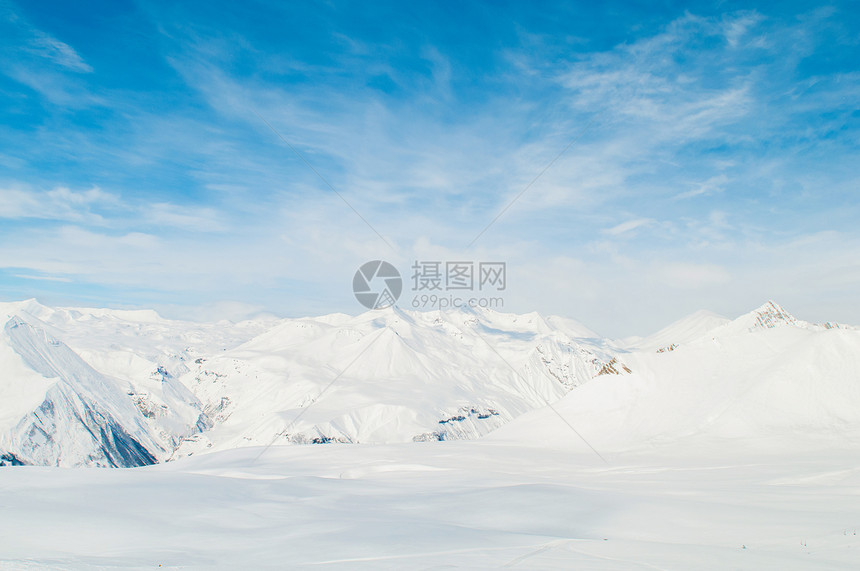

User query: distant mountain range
[1,299,857,466]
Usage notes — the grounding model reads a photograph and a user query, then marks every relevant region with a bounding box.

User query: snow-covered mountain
[0,317,163,467]
[172,306,620,455]
[626,308,731,352]
[0,300,272,466]
[492,301,860,453]
[0,300,622,466]
[1,299,857,467]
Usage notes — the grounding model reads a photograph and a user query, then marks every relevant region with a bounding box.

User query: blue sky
[1,0,858,336]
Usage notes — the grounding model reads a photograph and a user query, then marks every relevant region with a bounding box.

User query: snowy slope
[627,309,730,352]
[0,300,622,465]
[1,299,273,390]
[0,299,280,465]
[174,306,621,455]
[0,317,162,467]
[0,300,265,466]
[492,302,860,453]
[712,300,855,337]
[3,442,860,569]
[621,301,853,354]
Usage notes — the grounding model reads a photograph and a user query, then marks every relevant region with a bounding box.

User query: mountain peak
[0,298,53,321]
[749,300,797,330]
[630,308,730,350]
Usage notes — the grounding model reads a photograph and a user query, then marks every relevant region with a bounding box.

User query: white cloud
[3,66,104,106]
[0,186,230,234]
[675,174,729,200]
[603,218,655,236]
[722,11,765,48]
[143,203,225,232]
[0,186,113,223]
[12,274,72,283]
[27,31,93,73]
[558,14,755,142]
[0,4,96,108]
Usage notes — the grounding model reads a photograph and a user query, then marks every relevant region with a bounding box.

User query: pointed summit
[748,300,797,330]
[710,300,803,336]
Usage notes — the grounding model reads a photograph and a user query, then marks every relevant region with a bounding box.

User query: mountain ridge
[1,299,856,466]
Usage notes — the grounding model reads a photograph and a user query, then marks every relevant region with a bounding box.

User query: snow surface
[1,442,859,569]
[2,299,860,568]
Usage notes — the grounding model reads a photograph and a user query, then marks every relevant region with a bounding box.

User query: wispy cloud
[1,3,859,335]
[0,186,114,223]
[675,174,729,200]
[12,273,73,283]
[722,11,766,48]
[0,2,96,108]
[603,218,655,236]
[25,30,93,72]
